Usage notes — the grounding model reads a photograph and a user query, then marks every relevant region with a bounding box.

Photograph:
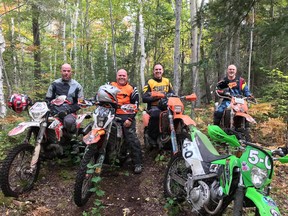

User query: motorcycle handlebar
[240,139,287,157]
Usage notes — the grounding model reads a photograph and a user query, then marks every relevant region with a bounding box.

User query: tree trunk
[109,0,117,73]
[130,9,140,85]
[62,0,67,62]
[0,27,7,118]
[190,0,198,94]
[247,6,254,89]
[73,0,80,77]
[173,0,182,95]
[32,3,41,80]
[269,0,274,69]
[139,0,146,89]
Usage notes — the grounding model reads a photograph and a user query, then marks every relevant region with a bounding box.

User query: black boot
[213,112,223,126]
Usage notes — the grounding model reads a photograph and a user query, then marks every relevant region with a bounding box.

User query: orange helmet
[7,94,31,113]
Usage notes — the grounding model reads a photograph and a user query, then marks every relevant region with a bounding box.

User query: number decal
[184,151,193,159]
[248,149,271,170]
[264,156,271,170]
[248,150,259,164]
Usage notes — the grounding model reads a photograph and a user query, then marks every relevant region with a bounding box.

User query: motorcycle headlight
[251,166,268,188]
[174,105,183,113]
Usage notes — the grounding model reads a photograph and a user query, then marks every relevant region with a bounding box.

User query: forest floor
[0,106,288,216]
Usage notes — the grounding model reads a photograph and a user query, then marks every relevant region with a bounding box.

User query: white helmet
[96,84,120,104]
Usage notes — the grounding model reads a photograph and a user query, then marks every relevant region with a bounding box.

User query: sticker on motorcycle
[263,196,277,207]
[182,139,203,162]
[248,149,271,170]
[241,161,250,171]
[270,208,280,216]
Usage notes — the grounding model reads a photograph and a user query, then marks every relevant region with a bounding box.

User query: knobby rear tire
[74,148,98,207]
[0,144,40,197]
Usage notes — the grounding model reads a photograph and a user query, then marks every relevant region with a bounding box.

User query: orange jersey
[110,82,138,115]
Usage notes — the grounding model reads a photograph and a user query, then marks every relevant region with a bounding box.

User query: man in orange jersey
[109,69,143,174]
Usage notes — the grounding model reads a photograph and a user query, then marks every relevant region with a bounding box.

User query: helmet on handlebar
[7,93,31,113]
[96,84,120,104]
[158,97,168,111]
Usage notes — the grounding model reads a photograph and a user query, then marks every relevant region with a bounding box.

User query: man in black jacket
[46,63,84,139]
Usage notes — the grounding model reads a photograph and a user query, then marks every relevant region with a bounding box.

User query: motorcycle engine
[186,174,210,211]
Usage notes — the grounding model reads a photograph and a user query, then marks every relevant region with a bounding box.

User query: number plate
[235,98,244,104]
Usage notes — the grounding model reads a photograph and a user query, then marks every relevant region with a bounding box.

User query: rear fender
[235,112,256,123]
[8,122,40,136]
[83,128,106,145]
[245,187,281,215]
[174,114,196,126]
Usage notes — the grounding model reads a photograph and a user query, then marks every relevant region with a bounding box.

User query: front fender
[235,112,256,123]
[174,114,196,126]
[83,128,106,145]
[245,187,281,215]
[8,122,41,136]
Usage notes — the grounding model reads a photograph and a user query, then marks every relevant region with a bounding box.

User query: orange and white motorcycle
[0,95,92,197]
[215,90,257,141]
[73,97,138,207]
[143,92,197,154]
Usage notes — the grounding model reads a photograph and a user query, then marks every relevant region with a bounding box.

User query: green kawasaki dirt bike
[164,125,288,215]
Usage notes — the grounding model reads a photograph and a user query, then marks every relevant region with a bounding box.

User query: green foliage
[82,163,105,216]
[259,68,288,120]
[164,197,182,216]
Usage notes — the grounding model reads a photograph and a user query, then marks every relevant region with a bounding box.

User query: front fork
[233,173,244,216]
[89,124,113,175]
[168,109,178,154]
[29,122,47,172]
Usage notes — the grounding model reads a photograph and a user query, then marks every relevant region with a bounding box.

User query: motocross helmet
[96,84,120,104]
[158,97,168,111]
[7,94,31,113]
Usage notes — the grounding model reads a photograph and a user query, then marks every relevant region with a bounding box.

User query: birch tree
[139,0,146,89]
[62,0,67,62]
[109,0,117,73]
[247,6,254,89]
[173,0,182,95]
[73,0,80,76]
[0,27,6,118]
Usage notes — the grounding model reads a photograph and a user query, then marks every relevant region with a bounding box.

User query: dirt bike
[73,102,138,207]
[142,92,197,154]
[215,90,257,141]
[0,96,92,197]
[164,124,288,215]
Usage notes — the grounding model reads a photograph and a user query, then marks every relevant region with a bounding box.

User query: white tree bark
[11,18,19,88]
[190,0,198,93]
[173,0,182,95]
[109,0,117,73]
[138,0,146,89]
[62,0,67,62]
[104,37,109,81]
[73,0,80,76]
[0,27,7,118]
[248,6,254,89]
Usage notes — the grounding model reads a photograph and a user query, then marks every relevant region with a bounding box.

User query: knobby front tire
[73,148,98,207]
[0,144,40,197]
[164,152,188,201]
